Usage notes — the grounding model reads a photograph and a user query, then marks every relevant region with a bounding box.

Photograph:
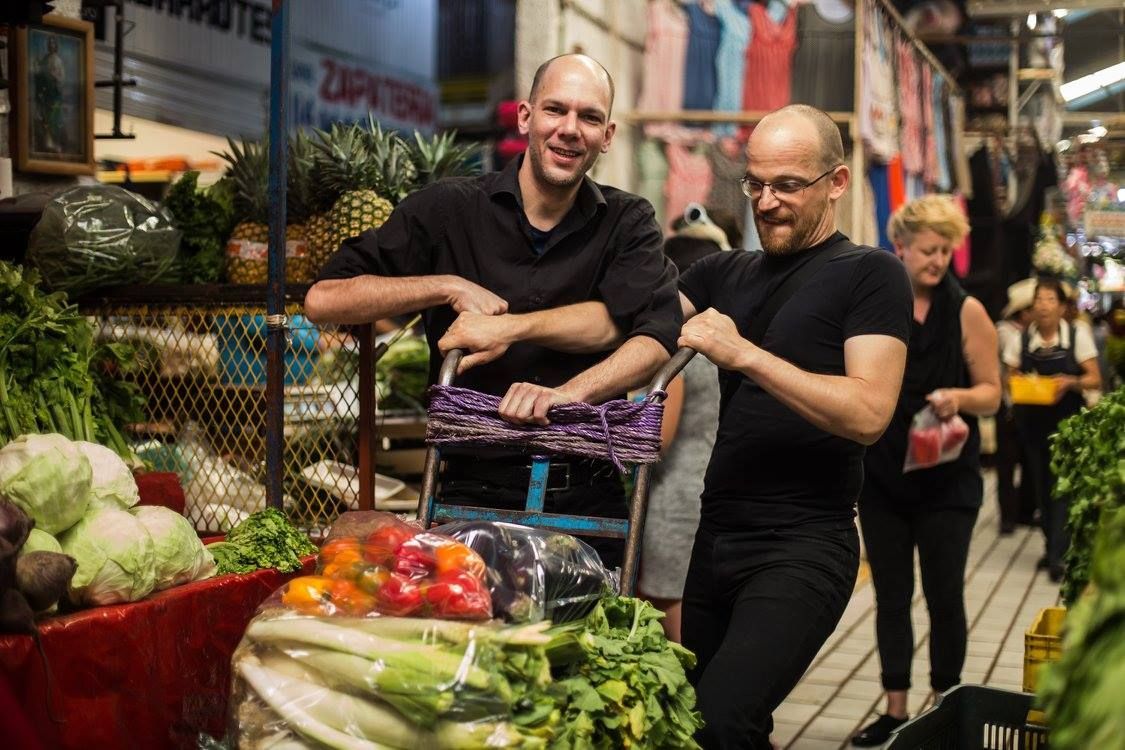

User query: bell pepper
[329,579,377,617]
[434,540,487,580]
[281,576,334,615]
[356,565,390,595]
[318,538,361,568]
[364,524,417,566]
[425,569,492,620]
[393,537,438,579]
[376,573,425,616]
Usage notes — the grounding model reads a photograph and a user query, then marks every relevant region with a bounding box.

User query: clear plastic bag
[279,511,492,620]
[435,521,614,624]
[228,608,558,749]
[27,185,181,295]
[903,405,970,473]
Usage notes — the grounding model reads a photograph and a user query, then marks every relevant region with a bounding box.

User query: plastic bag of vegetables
[228,611,559,748]
[280,512,491,620]
[27,185,180,295]
[435,520,614,624]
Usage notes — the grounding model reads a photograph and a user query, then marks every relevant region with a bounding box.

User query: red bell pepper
[941,418,969,453]
[375,573,425,616]
[364,524,417,566]
[425,570,492,620]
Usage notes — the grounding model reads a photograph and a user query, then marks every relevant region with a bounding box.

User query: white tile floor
[771,470,1061,749]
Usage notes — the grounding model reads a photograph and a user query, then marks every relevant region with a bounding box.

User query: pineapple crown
[409,130,480,187]
[214,137,269,225]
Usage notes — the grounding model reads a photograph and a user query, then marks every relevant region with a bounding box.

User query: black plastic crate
[885,685,1049,749]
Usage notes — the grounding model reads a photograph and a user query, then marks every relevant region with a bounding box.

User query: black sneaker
[1049,564,1065,583]
[1036,556,1050,570]
[851,714,908,747]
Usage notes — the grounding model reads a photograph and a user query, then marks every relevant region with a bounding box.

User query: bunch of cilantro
[0,261,143,458]
[205,508,316,575]
[545,596,703,748]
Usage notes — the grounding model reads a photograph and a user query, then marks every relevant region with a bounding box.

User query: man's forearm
[304,275,455,325]
[735,345,900,445]
[507,302,623,353]
[560,336,669,404]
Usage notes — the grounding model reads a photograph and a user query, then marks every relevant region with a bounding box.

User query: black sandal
[851,714,909,747]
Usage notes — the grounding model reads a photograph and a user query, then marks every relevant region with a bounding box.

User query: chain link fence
[80,290,387,537]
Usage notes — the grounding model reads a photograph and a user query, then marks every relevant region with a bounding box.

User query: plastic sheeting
[0,558,313,750]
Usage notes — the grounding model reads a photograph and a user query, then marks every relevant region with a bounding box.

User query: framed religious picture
[9,15,96,175]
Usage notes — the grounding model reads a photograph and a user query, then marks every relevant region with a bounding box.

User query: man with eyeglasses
[675,104,913,750]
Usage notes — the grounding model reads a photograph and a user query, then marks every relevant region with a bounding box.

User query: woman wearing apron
[1003,278,1101,582]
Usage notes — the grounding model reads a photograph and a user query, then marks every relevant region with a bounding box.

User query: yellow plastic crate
[1023,606,1065,693]
[1009,374,1058,406]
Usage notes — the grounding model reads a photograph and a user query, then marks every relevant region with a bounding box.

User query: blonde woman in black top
[852,195,1001,747]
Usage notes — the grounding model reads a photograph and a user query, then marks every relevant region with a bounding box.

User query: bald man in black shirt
[305,55,681,567]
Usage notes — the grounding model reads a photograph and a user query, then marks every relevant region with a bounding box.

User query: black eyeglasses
[740,165,842,200]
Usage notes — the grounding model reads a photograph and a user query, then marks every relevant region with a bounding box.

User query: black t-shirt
[317,157,682,396]
[679,233,912,530]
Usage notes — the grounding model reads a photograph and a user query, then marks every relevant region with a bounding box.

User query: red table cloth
[0,559,313,750]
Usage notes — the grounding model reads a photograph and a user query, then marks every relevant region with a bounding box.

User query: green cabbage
[21,528,62,555]
[59,507,155,606]
[131,506,215,590]
[0,433,92,534]
[75,440,140,511]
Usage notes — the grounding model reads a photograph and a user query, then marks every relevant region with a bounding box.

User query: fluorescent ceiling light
[1027,12,1037,29]
[1052,9,1068,17]
[1061,62,1125,102]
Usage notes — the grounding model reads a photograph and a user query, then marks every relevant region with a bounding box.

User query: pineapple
[313,123,394,248]
[215,136,311,284]
[408,130,480,187]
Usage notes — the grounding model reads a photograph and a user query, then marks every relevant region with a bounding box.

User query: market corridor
[771,471,1061,749]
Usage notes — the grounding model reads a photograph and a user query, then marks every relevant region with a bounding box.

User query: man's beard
[755,196,829,256]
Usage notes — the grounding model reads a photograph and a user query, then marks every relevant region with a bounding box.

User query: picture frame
[9,14,96,175]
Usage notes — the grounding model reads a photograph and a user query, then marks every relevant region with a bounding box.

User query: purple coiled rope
[425,385,665,471]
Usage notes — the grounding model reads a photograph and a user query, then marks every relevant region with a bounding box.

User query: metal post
[112,0,125,136]
[265,0,289,510]
[357,324,376,511]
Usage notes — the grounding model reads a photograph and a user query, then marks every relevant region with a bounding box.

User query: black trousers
[995,402,1037,526]
[682,522,859,749]
[438,471,628,570]
[1020,427,1070,568]
[858,501,978,691]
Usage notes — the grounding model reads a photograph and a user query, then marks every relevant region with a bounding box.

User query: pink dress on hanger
[664,143,715,233]
[637,0,692,141]
[897,37,925,176]
[740,2,798,137]
[951,193,971,278]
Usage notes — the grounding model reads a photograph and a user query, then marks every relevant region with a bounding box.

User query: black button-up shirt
[318,157,681,396]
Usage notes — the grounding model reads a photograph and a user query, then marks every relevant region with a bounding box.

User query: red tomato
[909,426,942,466]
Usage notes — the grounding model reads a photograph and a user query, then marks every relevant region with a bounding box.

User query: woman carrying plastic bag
[851,196,1001,747]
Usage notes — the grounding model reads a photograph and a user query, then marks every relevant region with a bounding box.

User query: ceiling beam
[969,0,1125,16]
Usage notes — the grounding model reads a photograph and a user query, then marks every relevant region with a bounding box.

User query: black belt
[441,456,618,493]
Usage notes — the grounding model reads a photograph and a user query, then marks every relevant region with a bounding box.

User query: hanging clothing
[637,0,691,141]
[859,0,899,162]
[932,73,953,191]
[707,140,749,232]
[665,143,715,234]
[791,1,855,112]
[897,37,926,176]
[684,1,723,112]
[637,139,670,231]
[767,0,791,24]
[889,155,907,212]
[712,0,752,138]
[741,1,798,133]
[870,162,893,251]
[922,66,939,188]
[951,193,971,279]
[949,95,973,197]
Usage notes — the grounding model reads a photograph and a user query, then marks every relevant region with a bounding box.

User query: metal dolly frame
[417,347,696,594]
